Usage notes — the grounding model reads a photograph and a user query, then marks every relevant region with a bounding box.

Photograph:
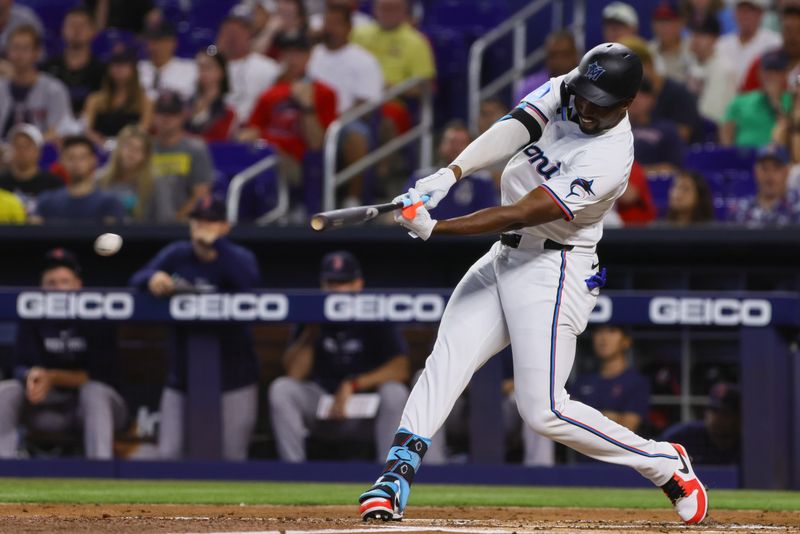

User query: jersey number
[524,145,560,180]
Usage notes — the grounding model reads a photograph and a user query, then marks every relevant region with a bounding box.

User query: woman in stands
[665,170,715,225]
[187,47,236,142]
[83,47,153,147]
[97,125,155,221]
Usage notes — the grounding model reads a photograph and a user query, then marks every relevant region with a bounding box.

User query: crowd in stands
[0,0,795,225]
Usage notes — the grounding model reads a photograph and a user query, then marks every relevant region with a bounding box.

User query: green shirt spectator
[723,91,792,147]
[721,50,792,148]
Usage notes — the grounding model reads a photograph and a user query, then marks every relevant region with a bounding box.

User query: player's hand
[330,380,355,420]
[148,271,175,297]
[414,167,457,209]
[26,367,52,405]
[394,188,436,240]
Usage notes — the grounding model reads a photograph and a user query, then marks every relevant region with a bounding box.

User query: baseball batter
[359,43,707,525]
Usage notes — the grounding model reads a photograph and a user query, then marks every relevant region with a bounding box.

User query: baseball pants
[269,377,408,463]
[158,384,258,461]
[0,379,127,459]
[403,239,679,485]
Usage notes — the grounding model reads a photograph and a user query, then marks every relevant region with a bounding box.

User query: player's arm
[432,186,565,236]
[415,101,548,207]
[282,325,318,380]
[350,355,410,391]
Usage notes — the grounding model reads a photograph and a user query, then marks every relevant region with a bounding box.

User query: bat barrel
[310,214,330,232]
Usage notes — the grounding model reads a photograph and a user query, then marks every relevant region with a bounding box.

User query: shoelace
[661,477,687,504]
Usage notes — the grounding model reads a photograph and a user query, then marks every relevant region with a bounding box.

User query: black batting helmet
[564,42,643,107]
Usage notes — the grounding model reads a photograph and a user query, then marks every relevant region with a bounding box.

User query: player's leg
[78,381,127,459]
[267,377,324,462]
[360,243,511,521]
[373,381,409,463]
[0,380,24,458]
[221,383,258,461]
[501,248,706,523]
[157,388,185,459]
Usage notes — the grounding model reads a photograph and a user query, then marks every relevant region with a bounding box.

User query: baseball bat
[310,195,430,232]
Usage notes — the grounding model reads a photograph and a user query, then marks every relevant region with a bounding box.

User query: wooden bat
[310,195,430,232]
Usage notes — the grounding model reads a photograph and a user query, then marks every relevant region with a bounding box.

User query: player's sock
[358,428,431,520]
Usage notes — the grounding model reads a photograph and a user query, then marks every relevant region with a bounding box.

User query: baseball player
[0,249,127,459]
[129,195,260,460]
[358,43,707,525]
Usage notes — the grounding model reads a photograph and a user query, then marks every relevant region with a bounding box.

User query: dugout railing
[0,288,797,489]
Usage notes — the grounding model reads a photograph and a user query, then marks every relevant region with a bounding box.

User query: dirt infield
[1,504,798,533]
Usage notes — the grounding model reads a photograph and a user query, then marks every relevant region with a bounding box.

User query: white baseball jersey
[501,75,634,247]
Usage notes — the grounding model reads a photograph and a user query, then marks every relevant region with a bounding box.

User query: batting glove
[414,167,457,209]
[394,188,437,240]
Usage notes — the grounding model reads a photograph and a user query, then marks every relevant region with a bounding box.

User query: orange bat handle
[402,201,425,220]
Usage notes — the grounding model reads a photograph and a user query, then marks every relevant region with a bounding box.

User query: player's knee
[518,405,560,437]
[0,380,24,405]
[377,381,409,407]
[268,376,303,409]
[79,381,113,405]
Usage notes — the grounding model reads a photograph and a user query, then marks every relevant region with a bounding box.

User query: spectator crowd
[0,0,796,226]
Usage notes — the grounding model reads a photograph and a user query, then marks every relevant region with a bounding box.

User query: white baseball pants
[401,238,680,485]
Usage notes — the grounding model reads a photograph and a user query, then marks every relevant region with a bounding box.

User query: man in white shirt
[216,16,282,124]
[138,22,197,101]
[687,16,738,124]
[715,0,781,89]
[648,1,692,84]
[307,4,384,205]
[309,0,373,34]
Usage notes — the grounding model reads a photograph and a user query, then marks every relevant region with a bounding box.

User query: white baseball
[94,233,123,257]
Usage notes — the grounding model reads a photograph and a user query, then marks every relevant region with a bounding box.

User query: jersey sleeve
[516,78,563,127]
[538,149,632,222]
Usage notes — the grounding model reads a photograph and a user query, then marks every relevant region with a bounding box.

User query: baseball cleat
[359,496,400,521]
[661,443,708,525]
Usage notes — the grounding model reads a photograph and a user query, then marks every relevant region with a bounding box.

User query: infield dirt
[0,504,798,533]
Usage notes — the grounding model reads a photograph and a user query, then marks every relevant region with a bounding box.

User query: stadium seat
[645,172,674,217]
[209,142,281,223]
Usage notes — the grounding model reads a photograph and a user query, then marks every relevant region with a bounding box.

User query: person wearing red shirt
[617,161,657,225]
[239,33,337,162]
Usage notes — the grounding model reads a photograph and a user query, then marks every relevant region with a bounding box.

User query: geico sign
[588,295,613,323]
[170,293,289,320]
[17,292,134,320]
[325,294,445,321]
[649,297,771,326]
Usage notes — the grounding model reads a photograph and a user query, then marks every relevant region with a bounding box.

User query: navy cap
[154,90,185,114]
[143,20,177,40]
[756,143,789,165]
[321,251,362,282]
[189,195,227,221]
[690,15,720,36]
[707,383,740,411]
[761,50,789,71]
[43,248,82,276]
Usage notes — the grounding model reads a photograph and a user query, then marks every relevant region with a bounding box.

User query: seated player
[129,196,260,461]
[571,326,650,440]
[660,383,740,465]
[269,251,410,463]
[0,249,127,459]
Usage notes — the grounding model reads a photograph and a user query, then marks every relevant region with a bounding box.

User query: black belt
[500,233,574,251]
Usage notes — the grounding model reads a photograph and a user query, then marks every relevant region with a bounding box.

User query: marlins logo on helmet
[584,62,606,81]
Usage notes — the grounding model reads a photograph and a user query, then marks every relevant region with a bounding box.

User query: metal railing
[226,153,289,225]
[322,77,434,212]
[467,0,586,134]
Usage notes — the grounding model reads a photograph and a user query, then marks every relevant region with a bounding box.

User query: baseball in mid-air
[94,233,123,257]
